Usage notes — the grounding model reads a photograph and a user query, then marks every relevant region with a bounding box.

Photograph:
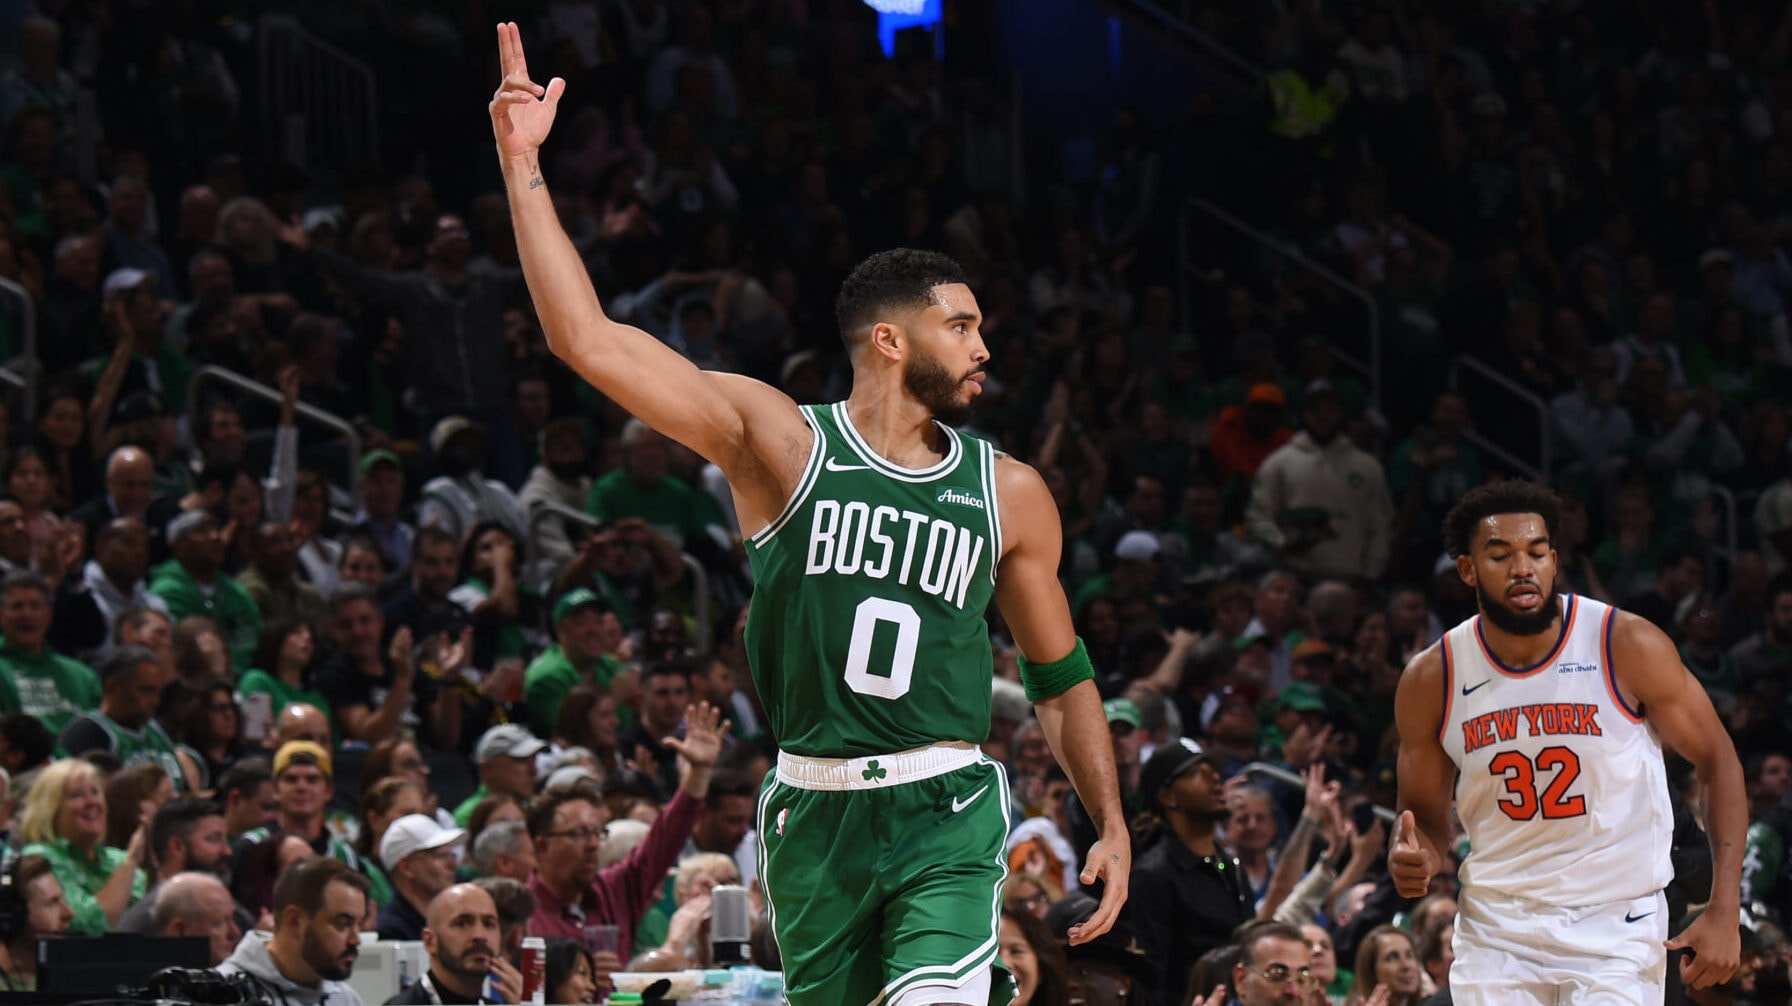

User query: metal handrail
[1183,198,1382,411]
[528,500,713,656]
[258,14,379,173]
[1241,761,1396,826]
[1124,0,1264,82]
[1709,484,1739,558]
[1448,356,1551,482]
[186,365,363,501]
[0,276,37,420]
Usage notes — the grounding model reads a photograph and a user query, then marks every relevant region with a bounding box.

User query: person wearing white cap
[453,725,546,827]
[376,813,467,942]
[1070,529,1163,616]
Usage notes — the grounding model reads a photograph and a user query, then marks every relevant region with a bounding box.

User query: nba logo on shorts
[775,808,789,837]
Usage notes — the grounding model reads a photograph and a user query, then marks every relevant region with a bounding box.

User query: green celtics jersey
[744,402,1001,758]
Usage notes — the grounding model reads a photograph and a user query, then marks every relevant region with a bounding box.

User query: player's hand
[1388,810,1437,898]
[1070,828,1130,946]
[663,701,730,768]
[490,22,565,160]
[1666,902,1740,989]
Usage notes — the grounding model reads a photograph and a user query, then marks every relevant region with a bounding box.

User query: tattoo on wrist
[528,174,545,190]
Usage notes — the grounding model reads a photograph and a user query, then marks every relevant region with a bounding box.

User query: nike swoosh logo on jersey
[1461,680,1490,696]
[951,785,991,814]
[824,457,870,472]
[1625,911,1655,923]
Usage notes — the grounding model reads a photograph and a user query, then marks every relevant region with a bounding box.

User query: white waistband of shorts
[776,742,981,791]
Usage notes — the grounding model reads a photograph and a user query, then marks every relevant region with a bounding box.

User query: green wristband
[1019,637,1095,702]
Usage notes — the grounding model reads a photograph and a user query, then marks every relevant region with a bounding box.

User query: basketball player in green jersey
[490,24,1127,1006]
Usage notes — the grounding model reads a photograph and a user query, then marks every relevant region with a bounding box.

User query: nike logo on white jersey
[824,457,870,472]
[951,785,991,814]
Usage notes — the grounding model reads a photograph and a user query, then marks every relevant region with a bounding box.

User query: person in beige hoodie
[1246,380,1394,582]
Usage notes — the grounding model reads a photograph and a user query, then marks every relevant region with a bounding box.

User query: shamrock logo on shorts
[862,760,888,782]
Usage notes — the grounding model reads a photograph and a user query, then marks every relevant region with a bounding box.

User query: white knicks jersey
[1437,593,1674,907]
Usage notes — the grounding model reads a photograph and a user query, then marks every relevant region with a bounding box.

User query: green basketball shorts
[756,743,1018,1006]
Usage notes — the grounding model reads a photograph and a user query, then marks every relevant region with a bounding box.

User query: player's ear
[868,321,903,362]
[1455,554,1476,587]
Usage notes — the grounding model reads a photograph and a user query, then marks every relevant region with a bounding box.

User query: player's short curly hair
[834,248,970,351]
[1442,479,1562,558]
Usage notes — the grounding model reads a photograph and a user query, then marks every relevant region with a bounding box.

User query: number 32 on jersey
[1488,746,1587,820]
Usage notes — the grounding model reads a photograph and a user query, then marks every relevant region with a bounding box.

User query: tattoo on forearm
[528,174,545,190]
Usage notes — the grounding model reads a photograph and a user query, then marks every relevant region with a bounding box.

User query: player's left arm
[992,454,1129,945]
[1610,610,1745,988]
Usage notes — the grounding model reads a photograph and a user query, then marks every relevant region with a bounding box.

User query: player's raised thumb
[1396,810,1419,848]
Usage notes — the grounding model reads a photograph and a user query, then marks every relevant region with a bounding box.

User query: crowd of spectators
[0,0,1790,1004]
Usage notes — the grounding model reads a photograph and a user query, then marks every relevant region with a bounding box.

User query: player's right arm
[488,23,808,521]
[1390,643,1456,897]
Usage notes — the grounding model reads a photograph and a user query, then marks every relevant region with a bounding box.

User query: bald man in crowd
[152,872,242,966]
[385,884,522,1005]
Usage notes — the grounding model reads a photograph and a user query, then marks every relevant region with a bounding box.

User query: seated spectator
[456,725,545,826]
[348,450,415,577]
[0,498,37,580]
[58,645,195,791]
[238,618,334,739]
[519,419,593,568]
[0,855,73,990]
[0,712,55,801]
[0,571,97,734]
[18,758,146,935]
[1128,740,1254,1002]
[68,446,156,549]
[316,584,458,748]
[238,522,330,641]
[149,511,261,670]
[229,832,315,922]
[387,882,522,1005]
[997,905,1072,1006]
[469,875,537,967]
[216,758,279,842]
[1348,925,1423,1006]
[544,937,601,1006]
[337,535,391,595]
[524,589,628,738]
[471,819,536,883]
[266,702,333,751]
[287,471,345,601]
[619,661,697,795]
[420,417,528,549]
[640,852,741,968]
[150,871,241,967]
[171,677,250,789]
[448,520,533,674]
[526,703,725,964]
[218,857,371,1004]
[552,686,628,777]
[237,740,360,869]
[553,518,685,632]
[51,517,166,663]
[377,813,466,942]
[116,796,232,933]
[383,527,467,645]
[355,776,427,909]
[361,738,454,829]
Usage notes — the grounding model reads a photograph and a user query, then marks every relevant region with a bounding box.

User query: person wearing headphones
[0,855,74,991]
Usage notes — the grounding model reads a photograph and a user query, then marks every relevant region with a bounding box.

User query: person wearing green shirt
[584,422,705,549]
[0,571,89,736]
[18,758,147,936]
[237,618,336,740]
[149,511,262,671]
[57,645,192,791]
[524,588,625,737]
[453,724,545,827]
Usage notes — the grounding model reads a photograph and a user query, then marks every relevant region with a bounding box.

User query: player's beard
[1477,582,1562,637]
[903,349,977,427]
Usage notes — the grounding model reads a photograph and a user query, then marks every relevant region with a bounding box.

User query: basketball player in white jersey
[1390,480,1745,1003]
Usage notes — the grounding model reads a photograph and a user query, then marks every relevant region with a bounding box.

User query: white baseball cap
[1114,530,1160,563]
[475,724,546,763]
[379,813,465,870]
